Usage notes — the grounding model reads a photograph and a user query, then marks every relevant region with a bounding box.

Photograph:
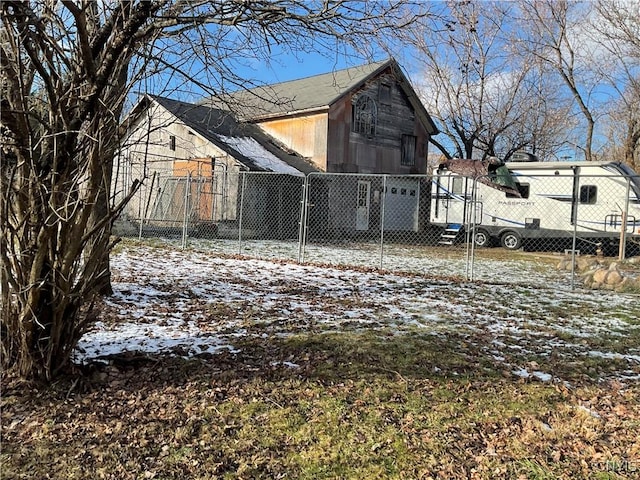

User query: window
[580,185,597,204]
[379,83,391,104]
[358,185,368,207]
[169,135,176,151]
[352,95,377,135]
[452,176,464,195]
[401,134,416,166]
[507,183,530,198]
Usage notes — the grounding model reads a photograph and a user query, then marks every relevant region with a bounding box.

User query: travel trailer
[430,159,640,253]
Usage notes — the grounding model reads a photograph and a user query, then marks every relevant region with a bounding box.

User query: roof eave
[326,58,395,108]
[247,105,331,122]
[391,64,440,136]
[122,95,252,170]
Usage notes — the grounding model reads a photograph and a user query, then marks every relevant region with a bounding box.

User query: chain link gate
[300,173,446,273]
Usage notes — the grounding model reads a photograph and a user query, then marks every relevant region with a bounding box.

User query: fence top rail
[307,172,432,179]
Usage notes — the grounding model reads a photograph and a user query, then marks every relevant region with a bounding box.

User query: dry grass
[2,241,639,479]
[3,332,639,480]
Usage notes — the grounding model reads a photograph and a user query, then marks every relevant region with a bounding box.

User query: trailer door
[447,175,469,225]
[431,172,468,225]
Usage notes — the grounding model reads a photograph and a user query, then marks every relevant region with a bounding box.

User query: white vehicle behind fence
[430,158,640,254]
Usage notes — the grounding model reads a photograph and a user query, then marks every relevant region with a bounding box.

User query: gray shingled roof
[205,59,393,120]
[203,58,438,134]
[148,95,319,175]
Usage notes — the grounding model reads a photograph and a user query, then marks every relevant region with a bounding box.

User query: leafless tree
[594,0,640,57]
[0,0,431,380]
[617,81,640,170]
[405,1,569,161]
[591,0,640,169]
[599,83,640,170]
[513,0,609,161]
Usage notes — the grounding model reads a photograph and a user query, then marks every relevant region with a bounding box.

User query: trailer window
[507,183,530,198]
[580,185,597,204]
[452,176,464,195]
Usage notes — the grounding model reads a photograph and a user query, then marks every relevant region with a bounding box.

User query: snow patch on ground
[73,243,640,383]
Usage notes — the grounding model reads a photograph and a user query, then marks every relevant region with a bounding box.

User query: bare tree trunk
[517,0,601,161]
[85,61,130,297]
[1,0,431,381]
[626,118,640,170]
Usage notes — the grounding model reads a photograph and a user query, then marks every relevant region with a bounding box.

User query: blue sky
[149,31,396,104]
[139,1,634,164]
[233,50,370,85]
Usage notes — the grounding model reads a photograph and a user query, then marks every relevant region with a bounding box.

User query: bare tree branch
[1,0,431,380]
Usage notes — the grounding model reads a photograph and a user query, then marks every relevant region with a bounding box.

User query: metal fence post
[237,170,247,255]
[379,175,387,270]
[570,170,580,290]
[298,175,310,263]
[619,177,631,260]
[138,171,157,240]
[467,177,478,281]
[181,171,191,249]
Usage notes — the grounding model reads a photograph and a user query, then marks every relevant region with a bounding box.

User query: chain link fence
[114,168,640,290]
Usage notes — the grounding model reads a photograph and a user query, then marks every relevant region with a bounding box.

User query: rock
[557,259,571,270]
[614,277,636,292]
[576,256,599,271]
[580,269,593,279]
[558,253,639,291]
[592,268,609,284]
[606,269,624,285]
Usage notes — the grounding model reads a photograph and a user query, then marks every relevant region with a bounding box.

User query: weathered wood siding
[327,69,431,174]
[117,103,242,223]
[253,67,432,175]
[256,113,329,171]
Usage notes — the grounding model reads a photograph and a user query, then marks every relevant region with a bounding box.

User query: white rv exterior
[430,160,640,252]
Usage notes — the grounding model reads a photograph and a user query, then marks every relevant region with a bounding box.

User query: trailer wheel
[501,231,522,250]
[474,228,492,248]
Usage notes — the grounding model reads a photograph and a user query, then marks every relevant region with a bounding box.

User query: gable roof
[129,95,319,175]
[206,59,389,119]
[204,58,438,134]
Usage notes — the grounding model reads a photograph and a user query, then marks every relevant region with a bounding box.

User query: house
[206,57,438,175]
[206,58,439,237]
[117,58,439,239]
[116,95,317,238]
